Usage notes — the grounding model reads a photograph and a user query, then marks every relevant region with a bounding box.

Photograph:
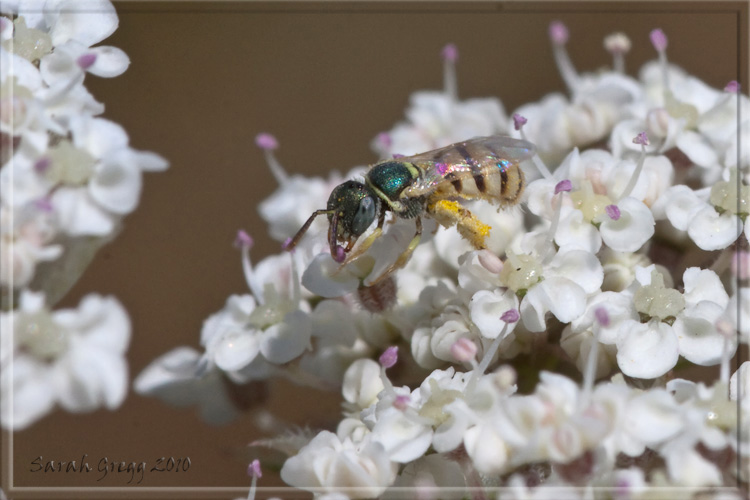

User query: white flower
[384,454,466,500]
[16,0,119,48]
[500,244,602,333]
[200,292,310,377]
[449,376,515,474]
[526,150,659,254]
[40,39,129,84]
[368,401,433,463]
[560,291,636,378]
[615,266,732,378]
[510,73,641,165]
[342,358,384,413]
[614,60,749,179]
[456,250,504,297]
[598,380,683,459]
[666,378,734,453]
[133,346,242,425]
[48,115,168,236]
[427,306,489,365]
[653,169,747,251]
[280,430,396,499]
[374,91,508,158]
[0,201,62,288]
[1,290,130,429]
[553,205,602,254]
[597,197,655,252]
[469,288,519,339]
[664,446,722,487]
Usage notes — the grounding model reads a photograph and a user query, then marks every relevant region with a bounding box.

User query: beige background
[3,1,748,498]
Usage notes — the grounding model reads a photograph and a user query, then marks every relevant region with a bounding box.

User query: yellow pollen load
[466,215,491,238]
[433,199,462,215]
[430,200,492,249]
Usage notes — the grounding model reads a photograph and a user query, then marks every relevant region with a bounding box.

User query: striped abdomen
[429,162,525,207]
[400,136,530,208]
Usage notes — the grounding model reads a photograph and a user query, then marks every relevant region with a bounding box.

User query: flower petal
[555,207,602,254]
[681,267,728,310]
[548,249,603,294]
[213,328,260,372]
[687,206,741,251]
[521,277,586,331]
[259,310,312,364]
[675,130,719,168]
[89,154,142,214]
[370,409,433,463]
[51,187,116,236]
[129,149,169,172]
[70,116,129,158]
[654,185,706,230]
[88,45,129,78]
[599,197,655,253]
[616,320,678,379]
[623,389,683,446]
[57,342,128,410]
[48,0,118,47]
[469,288,519,339]
[674,305,734,366]
[665,448,722,487]
[1,357,55,430]
[301,253,360,298]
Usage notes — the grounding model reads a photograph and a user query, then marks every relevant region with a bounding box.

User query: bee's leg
[369,217,423,285]
[427,199,491,249]
[338,211,387,268]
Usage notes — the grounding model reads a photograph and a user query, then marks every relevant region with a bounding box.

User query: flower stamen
[701,81,741,121]
[465,309,518,395]
[442,43,459,102]
[548,21,580,94]
[616,132,649,201]
[513,114,552,179]
[715,319,734,386]
[235,229,265,304]
[581,307,608,408]
[604,32,631,74]
[605,204,621,221]
[255,132,288,185]
[544,180,571,262]
[378,346,398,396]
[246,459,262,500]
[649,28,670,95]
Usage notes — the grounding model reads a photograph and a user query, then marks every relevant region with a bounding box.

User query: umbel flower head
[137,22,749,499]
[1,0,169,429]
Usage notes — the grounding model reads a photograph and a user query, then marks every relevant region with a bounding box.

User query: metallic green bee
[284,135,536,279]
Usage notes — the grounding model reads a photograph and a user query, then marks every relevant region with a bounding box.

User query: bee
[284,135,535,281]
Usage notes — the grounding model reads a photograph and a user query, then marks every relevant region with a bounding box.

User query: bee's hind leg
[369,216,423,285]
[427,199,491,249]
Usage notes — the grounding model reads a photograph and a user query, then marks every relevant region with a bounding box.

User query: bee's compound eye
[351,196,376,236]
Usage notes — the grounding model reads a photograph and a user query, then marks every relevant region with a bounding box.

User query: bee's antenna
[283,209,332,252]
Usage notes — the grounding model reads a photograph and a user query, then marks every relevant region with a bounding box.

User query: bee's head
[326,180,379,262]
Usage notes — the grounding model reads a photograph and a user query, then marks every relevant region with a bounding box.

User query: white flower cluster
[1,1,168,429]
[138,26,747,499]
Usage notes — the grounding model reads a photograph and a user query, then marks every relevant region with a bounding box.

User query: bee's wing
[401,135,536,197]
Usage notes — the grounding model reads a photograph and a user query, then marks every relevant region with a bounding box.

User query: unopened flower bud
[450,338,477,362]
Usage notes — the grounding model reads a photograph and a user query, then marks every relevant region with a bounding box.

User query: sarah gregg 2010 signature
[29,454,191,484]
